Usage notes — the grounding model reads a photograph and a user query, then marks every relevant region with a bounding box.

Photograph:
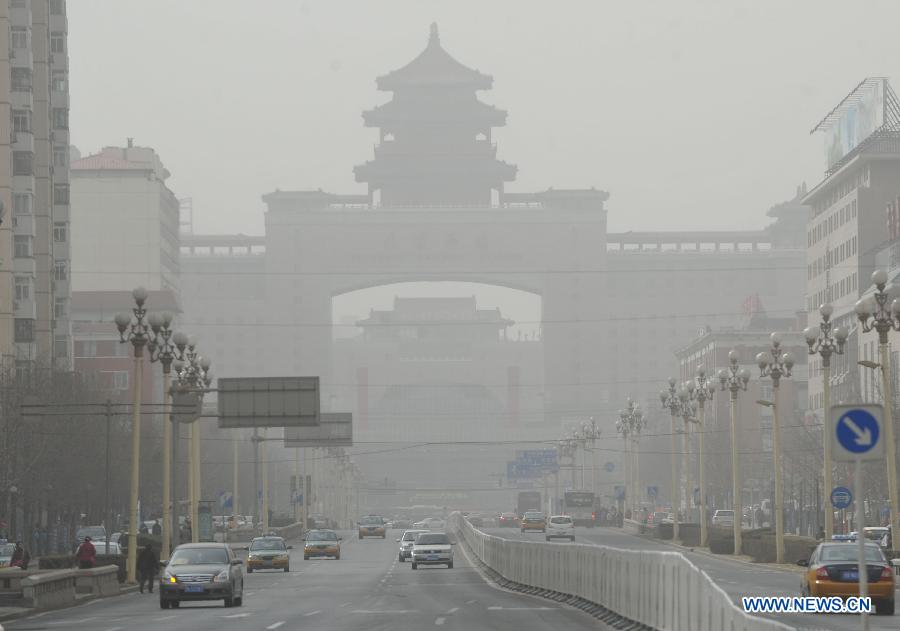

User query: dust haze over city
[2,1,900,629]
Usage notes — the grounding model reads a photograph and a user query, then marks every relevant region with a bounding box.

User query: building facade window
[54,297,67,318]
[111,371,129,390]
[53,184,69,205]
[53,146,67,168]
[54,338,68,359]
[12,110,30,133]
[14,276,31,301]
[50,0,64,15]
[14,318,34,343]
[12,151,33,175]
[10,27,27,50]
[51,71,67,92]
[11,68,32,92]
[54,261,67,281]
[50,32,65,54]
[14,235,32,258]
[53,222,67,242]
[14,193,32,215]
[52,108,68,130]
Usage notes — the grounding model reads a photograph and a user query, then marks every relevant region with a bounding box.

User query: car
[412,517,446,530]
[411,532,454,569]
[520,511,547,533]
[392,519,411,530]
[0,541,15,568]
[711,510,734,527]
[158,542,244,609]
[94,540,122,556]
[499,512,520,528]
[798,542,894,615]
[245,536,291,572]
[545,515,576,541]
[648,511,669,525]
[358,515,387,539]
[74,525,106,552]
[397,529,429,562]
[304,529,341,560]
[661,513,675,525]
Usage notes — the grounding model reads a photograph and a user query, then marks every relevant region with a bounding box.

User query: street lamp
[147,314,187,559]
[854,269,900,554]
[660,378,686,540]
[804,303,848,541]
[684,366,716,546]
[617,399,644,516]
[580,418,601,494]
[719,350,751,556]
[755,333,795,564]
[113,287,152,583]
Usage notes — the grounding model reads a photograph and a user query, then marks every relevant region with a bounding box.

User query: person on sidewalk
[10,541,30,570]
[75,536,96,569]
[137,544,159,594]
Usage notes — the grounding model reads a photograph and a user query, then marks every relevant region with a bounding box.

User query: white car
[711,510,734,527]
[413,517,445,530]
[397,529,429,562]
[545,515,575,541]
[411,532,454,569]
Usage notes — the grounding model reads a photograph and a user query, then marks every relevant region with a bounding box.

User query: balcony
[14,297,36,319]
[13,256,36,275]
[12,213,34,236]
[12,130,34,153]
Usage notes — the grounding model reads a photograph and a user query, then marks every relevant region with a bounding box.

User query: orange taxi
[798,541,895,615]
[245,536,291,573]
[303,529,341,560]
[520,511,547,533]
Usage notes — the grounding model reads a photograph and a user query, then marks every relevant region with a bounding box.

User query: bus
[564,490,596,527]
[516,491,542,517]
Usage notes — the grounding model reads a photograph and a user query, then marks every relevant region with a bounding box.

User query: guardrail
[450,514,792,631]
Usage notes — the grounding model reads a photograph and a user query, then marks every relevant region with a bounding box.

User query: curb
[0,582,138,624]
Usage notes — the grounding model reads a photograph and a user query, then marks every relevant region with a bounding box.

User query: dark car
[159,543,244,609]
[499,512,519,528]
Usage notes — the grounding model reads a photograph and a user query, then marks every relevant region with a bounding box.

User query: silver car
[159,543,245,609]
[397,529,429,562]
[411,532,454,569]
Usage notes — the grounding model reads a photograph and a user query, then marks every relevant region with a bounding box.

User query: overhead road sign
[830,486,852,510]
[218,377,319,428]
[830,404,883,462]
[283,413,353,447]
[517,449,557,468]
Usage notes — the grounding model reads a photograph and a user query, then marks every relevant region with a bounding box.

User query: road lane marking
[340,602,352,607]
[447,607,459,614]
[487,606,556,611]
[304,610,321,617]
[465,600,476,604]
[435,617,446,625]
[351,610,417,614]
[152,615,176,621]
[104,627,123,631]
[222,613,251,618]
[266,623,285,629]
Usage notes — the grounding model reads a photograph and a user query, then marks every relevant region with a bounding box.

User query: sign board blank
[283,412,352,447]
[218,377,320,428]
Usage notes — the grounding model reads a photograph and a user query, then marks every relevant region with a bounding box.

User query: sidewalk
[0,581,138,625]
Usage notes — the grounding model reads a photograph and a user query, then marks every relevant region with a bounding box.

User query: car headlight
[212,569,230,583]
[163,572,176,583]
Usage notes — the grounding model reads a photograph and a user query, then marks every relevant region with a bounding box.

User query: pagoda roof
[362,97,507,127]
[377,23,493,91]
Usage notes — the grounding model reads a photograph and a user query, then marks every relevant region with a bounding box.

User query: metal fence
[450,514,793,631]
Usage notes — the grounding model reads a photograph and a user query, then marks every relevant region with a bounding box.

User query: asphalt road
[3,531,602,631]
[485,526,900,631]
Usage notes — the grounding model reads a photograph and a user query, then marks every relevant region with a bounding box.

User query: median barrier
[676,523,700,546]
[450,513,791,631]
[74,566,119,597]
[20,570,76,610]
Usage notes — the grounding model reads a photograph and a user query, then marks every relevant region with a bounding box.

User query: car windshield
[307,531,337,542]
[550,517,572,525]
[403,530,427,541]
[360,517,383,525]
[251,538,286,550]
[416,534,450,545]
[820,545,885,563]
[170,547,229,565]
[77,527,106,539]
[524,512,543,519]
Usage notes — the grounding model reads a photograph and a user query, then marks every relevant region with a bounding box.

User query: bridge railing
[449,514,792,631]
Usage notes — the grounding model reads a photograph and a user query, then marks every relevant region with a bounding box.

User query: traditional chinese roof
[376,23,492,91]
[362,97,507,128]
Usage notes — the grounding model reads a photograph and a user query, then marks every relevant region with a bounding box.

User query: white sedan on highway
[411,532,454,569]
[545,515,576,542]
[413,517,446,530]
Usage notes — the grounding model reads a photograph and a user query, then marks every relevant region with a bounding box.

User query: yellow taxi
[520,511,547,533]
[798,541,895,615]
[245,536,291,573]
[358,515,386,539]
[304,529,341,560]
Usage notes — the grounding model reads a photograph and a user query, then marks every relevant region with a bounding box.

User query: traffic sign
[830,404,884,462]
[604,461,615,473]
[830,486,852,510]
[647,485,658,500]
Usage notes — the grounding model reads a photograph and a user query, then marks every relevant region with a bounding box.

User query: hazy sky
[69,0,900,236]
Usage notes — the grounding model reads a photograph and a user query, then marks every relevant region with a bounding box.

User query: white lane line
[104,627,124,631]
[153,615,177,621]
[304,610,321,617]
[435,617,446,625]
[447,607,459,614]
[340,602,352,607]
[244,591,256,596]
[487,606,556,611]
[465,600,476,604]
[222,612,251,618]
[351,609,418,614]
[266,623,285,630]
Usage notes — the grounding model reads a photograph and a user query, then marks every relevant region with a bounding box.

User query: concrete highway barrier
[450,514,792,631]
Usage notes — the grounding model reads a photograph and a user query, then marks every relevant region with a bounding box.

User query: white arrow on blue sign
[830,486,852,509]
[830,404,884,463]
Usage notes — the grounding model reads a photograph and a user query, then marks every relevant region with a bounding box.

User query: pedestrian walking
[137,544,159,594]
[151,520,161,536]
[75,536,96,569]
[10,542,30,570]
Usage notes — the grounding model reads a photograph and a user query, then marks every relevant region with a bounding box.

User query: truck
[516,491,541,517]
[564,490,596,527]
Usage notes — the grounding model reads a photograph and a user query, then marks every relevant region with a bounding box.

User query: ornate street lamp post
[719,350,750,556]
[855,269,900,553]
[617,399,644,516]
[755,333,795,564]
[113,287,151,583]
[581,417,602,494]
[660,378,685,540]
[684,366,716,547]
[803,303,847,542]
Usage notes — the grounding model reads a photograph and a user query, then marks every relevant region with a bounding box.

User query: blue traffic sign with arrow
[830,404,884,462]
[830,486,852,510]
